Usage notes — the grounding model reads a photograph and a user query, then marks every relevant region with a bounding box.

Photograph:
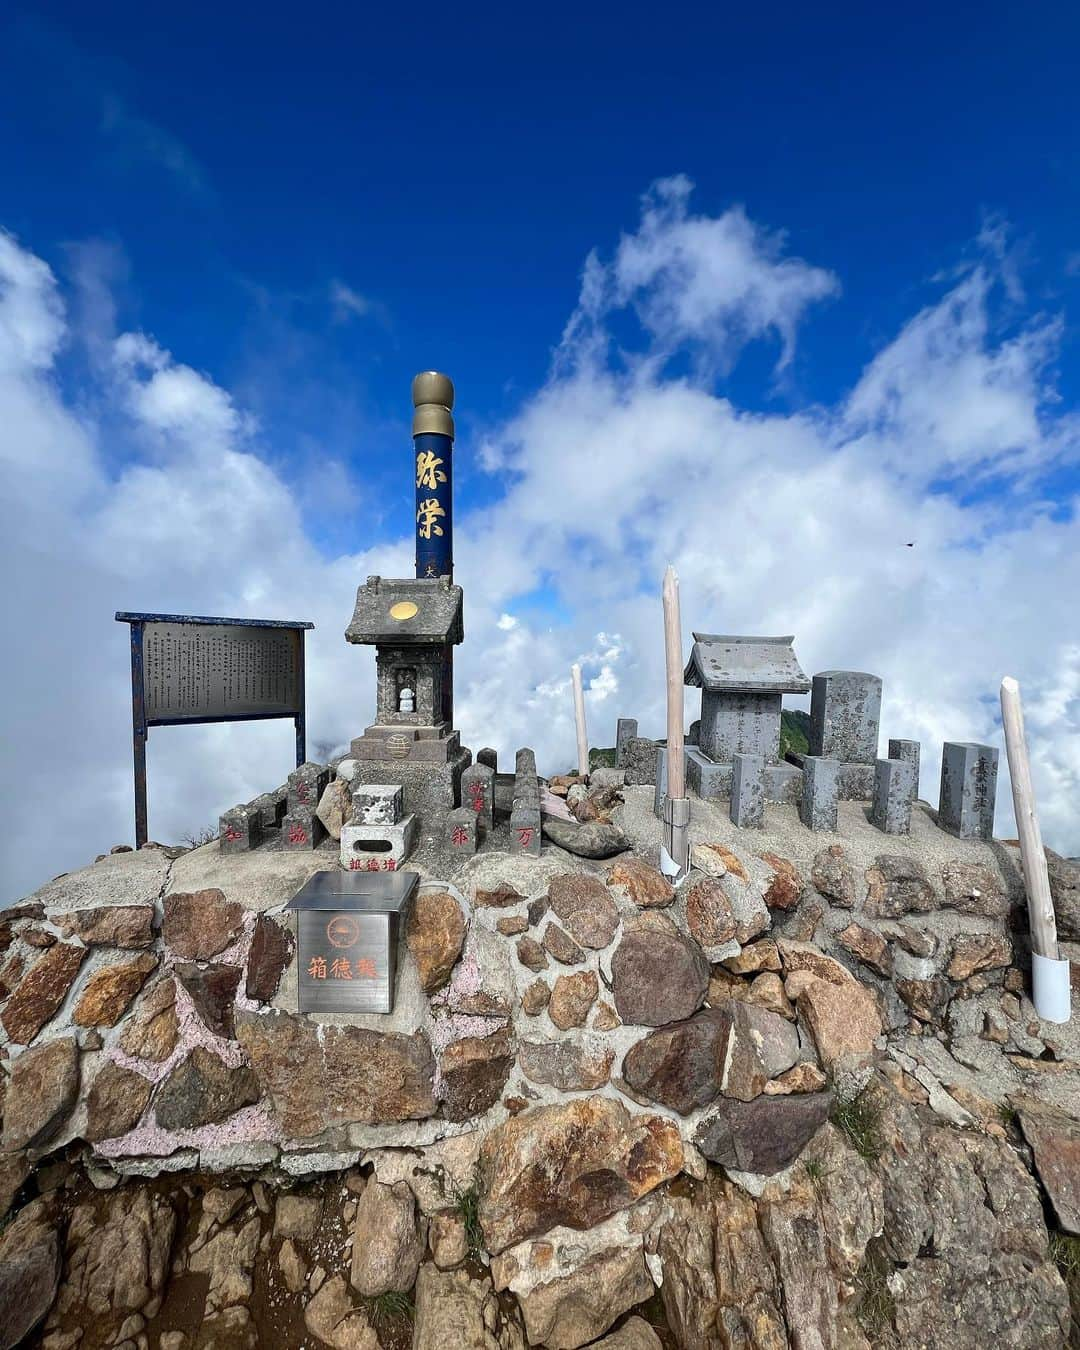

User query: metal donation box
[286,870,419,1015]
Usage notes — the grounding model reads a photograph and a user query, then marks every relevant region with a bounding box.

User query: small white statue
[399,687,415,713]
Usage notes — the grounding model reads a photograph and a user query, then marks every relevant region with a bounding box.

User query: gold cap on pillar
[412,370,455,437]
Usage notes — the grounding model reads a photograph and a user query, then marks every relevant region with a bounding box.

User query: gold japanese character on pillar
[416,450,447,490]
[416,498,446,539]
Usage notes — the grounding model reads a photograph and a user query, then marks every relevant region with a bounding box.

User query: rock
[810,843,859,907]
[479,1098,682,1253]
[542,923,584,966]
[154,1046,260,1130]
[273,1194,321,1243]
[188,1213,260,1314]
[413,1263,522,1350]
[687,843,744,880]
[429,1211,469,1269]
[162,889,245,961]
[245,915,293,1002]
[759,853,804,910]
[593,1001,620,1031]
[695,1091,833,1174]
[541,816,631,859]
[519,1037,613,1091]
[119,978,178,1062]
[547,873,619,948]
[522,980,550,1015]
[621,1008,730,1114]
[0,1200,60,1350]
[941,860,1010,919]
[744,971,794,1019]
[72,952,158,1027]
[2,1037,79,1151]
[722,938,781,974]
[864,855,936,917]
[729,1000,800,1085]
[684,876,737,947]
[0,942,86,1044]
[548,970,599,1029]
[777,938,855,985]
[786,949,883,1066]
[443,927,514,1017]
[304,1273,379,1349]
[53,1187,175,1323]
[52,905,155,949]
[237,1011,436,1134]
[764,1062,828,1095]
[316,779,352,840]
[174,962,241,1038]
[591,1316,662,1350]
[610,912,709,1027]
[947,933,1012,980]
[836,922,893,976]
[527,896,549,926]
[0,1153,31,1221]
[85,1060,153,1141]
[350,1180,425,1295]
[606,857,674,909]
[496,915,527,935]
[896,976,951,1024]
[405,889,467,993]
[890,923,937,957]
[439,1027,515,1120]
[21,928,55,949]
[513,1242,654,1349]
[1018,1100,1080,1236]
[475,883,525,909]
[1046,849,1080,941]
[515,936,549,972]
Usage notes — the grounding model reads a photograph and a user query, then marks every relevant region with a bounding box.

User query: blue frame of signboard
[115,611,315,848]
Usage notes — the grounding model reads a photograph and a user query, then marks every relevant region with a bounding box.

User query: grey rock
[350,1180,425,1296]
[621,1009,731,1115]
[154,1047,260,1131]
[695,1091,833,1174]
[610,911,709,1027]
[541,816,631,859]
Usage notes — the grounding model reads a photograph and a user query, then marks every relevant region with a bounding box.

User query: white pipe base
[1032,951,1072,1024]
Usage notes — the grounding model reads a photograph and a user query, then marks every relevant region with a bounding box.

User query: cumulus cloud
[2,179,1079,901]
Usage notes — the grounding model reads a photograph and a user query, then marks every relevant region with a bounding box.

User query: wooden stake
[571,663,589,779]
[663,567,685,801]
[1000,676,1059,961]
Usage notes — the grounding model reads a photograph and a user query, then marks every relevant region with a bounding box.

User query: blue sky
[2,2,1079,892]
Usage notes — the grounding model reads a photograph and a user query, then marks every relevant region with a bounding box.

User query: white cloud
[329,281,373,323]
[2,184,1079,901]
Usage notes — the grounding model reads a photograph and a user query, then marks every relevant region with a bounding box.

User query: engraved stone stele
[446,806,478,854]
[461,763,494,831]
[283,806,326,851]
[730,752,766,829]
[683,634,811,805]
[808,671,882,765]
[938,742,998,841]
[288,762,330,814]
[477,747,498,773]
[799,756,840,832]
[870,757,917,835]
[219,805,262,853]
[888,739,921,795]
[616,718,639,767]
[345,575,471,818]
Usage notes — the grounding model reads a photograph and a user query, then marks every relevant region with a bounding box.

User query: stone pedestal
[283,807,327,851]
[871,758,917,835]
[938,742,998,840]
[730,753,765,828]
[799,756,840,832]
[446,807,478,854]
[686,747,803,805]
[219,806,262,853]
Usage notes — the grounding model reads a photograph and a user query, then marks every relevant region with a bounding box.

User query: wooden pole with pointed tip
[572,663,589,779]
[662,566,689,876]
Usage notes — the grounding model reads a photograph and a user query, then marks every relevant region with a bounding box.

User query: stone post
[219,805,262,853]
[282,807,326,851]
[809,672,882,763]
[870,757,917,834]
[446,806,478,854]
[461,762,494,831]
[730,753,766,829]
[653,746,668,820]
[476,747,498,772]
[616,718,638,767]
[938,742,998,840]
[288,762,330,814]
[887,739,920,796]
[799,756,840,832]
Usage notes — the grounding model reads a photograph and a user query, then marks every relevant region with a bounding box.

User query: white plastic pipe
[1000,676,1070,1023]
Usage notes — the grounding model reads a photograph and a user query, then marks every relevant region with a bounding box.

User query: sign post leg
[130,622,149,848]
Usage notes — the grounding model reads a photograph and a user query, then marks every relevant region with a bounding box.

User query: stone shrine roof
[346,575,464,647]
[684,634,811,694]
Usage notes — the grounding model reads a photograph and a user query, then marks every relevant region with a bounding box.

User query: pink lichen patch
[428,1012,508,1056]
[96,1099,280,1159]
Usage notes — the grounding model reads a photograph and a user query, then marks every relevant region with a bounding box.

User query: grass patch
[453,1179,485,1261]
[855,1240,897,1344]
[366,1291,414,1323]
[830,1087,885,1163]
[803,1157,829,1193]
[1051,1231,1080,1337]
[996,1101,1018,1128]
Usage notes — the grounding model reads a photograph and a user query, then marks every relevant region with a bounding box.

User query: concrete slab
[22,848,173,915]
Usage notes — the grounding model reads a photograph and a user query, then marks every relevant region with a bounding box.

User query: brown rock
[763,1062,828,1095]
[777,938,853,985]
[516,936,549,972]
[611,912,709,1027]
[542,923,584,966]
[725,1001,800,1099]
[606,856,674,909]
[52,905,155,949]
[690,843,749,881]
[522,979,550,1015]
[163,888,245,961]
[622,1009,730,1114]
[744,971,794,1019]
[515,1242,654,1349]
[429,1210,468,1269]
[947,933,1012,981]
[722,939,781,974]
[941,860,1010,919]
[496,915,527,935]
[795,978,882,1067]
[119,978,178,1062]
[684,877,737,948]
[304,1273,378,1349]
[73,952,158,1027]
[695,1091,833,1174]
[478,1097,683,1252]
[245,915,294,1002]
[0,1153,31,1221]
[592,1316,663,1350]
[810,843,859,907]
[520,1037,613,1091]
[154,1046,261,1130]
[890,923,937,957]
[864,855,936,917]
[0,1200,61,1350]
[759,853,804,910]
[547,873,619,949]
[896,976,951,1024]
[1018,1100,1080,1236]
[475,883,524,909]
[1,943,86,1044]
[85,1060,153,1141]
[21,928,55,949]
[316,779,352,840]
[0,952,24,999]
[350,1180,425,1295]
[439,1027,515,1120]
[593,1000,620,1031]
[405,890,466,993]
[778,900,821,943]
[175,962,241,1038]
[2,1037,79,1150]
[836,922,893,976]
[549,970,599,1030]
